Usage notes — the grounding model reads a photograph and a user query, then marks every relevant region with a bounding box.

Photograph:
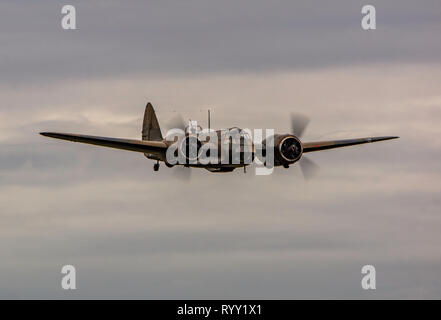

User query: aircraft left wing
[40,132,168,155]
[302,136,399,153]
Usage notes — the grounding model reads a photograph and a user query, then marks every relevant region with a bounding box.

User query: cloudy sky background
[1,0,441,298]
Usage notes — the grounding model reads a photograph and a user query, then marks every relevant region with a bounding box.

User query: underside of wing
[40,132,167,156]
[302,136,399,153]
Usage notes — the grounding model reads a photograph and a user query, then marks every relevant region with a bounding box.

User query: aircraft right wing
[302,136,399,153]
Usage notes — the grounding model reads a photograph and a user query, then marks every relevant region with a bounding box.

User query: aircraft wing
[302,136,399,153]
[40,132,168,154]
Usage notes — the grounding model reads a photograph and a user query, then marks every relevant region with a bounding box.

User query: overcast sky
[1,0,441,299]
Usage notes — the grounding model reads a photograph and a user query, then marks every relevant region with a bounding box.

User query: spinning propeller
[291,113,319,180]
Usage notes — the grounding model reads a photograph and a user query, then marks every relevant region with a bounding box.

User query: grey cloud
[1,0,441,84]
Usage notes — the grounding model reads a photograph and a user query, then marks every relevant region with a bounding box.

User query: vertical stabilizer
[142,102,163,141]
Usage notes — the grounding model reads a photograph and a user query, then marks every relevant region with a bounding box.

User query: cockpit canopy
[185,120,203,134]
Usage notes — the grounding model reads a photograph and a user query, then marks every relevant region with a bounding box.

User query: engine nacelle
[263,134,303,166]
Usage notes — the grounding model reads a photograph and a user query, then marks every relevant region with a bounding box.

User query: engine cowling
[263,134,303,166]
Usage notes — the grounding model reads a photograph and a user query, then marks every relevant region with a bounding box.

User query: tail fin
[142,102,163,141]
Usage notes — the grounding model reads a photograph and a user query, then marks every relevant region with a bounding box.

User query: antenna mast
[208,109,211,131]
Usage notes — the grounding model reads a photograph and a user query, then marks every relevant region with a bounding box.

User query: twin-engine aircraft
[40,102,398,177]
